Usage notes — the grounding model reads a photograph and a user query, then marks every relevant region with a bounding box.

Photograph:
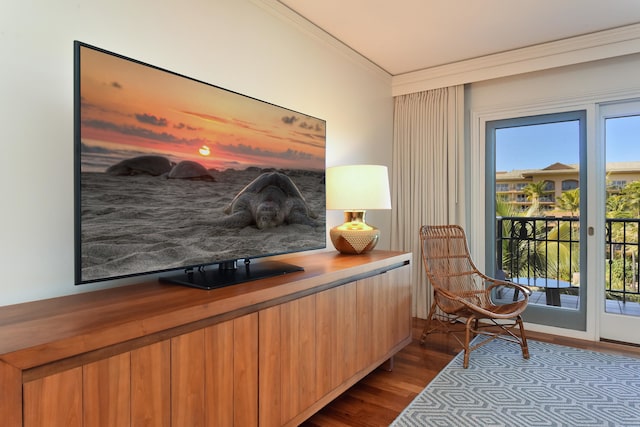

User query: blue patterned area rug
[391,339,640,427]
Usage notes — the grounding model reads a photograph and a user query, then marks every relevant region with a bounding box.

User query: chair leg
[463,316,475,368]
[516,315,530,359]
[420,300,439,344]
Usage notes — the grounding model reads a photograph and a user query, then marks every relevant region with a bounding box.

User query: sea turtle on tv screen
[219,171,318,229]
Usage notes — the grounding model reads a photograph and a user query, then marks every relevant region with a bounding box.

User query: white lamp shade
[326,165,391,210]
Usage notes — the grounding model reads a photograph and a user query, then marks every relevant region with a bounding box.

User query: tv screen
[74,41,326,289]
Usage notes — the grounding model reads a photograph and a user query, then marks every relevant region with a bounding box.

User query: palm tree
[496,196,522,278]
[523,181,549,204]
[496,195,544,279]
[496,195,515,218]
[607,182,639,247]
[620,181,640,217]
[606,181,640,292]
[538,221,579,281]
[606,194,631,219]
[497,191,576,281]
[557,188,580,215]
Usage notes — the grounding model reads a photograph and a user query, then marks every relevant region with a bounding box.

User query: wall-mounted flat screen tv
[74,41,326,289]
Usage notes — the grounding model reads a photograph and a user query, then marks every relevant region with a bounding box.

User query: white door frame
[597,100,640,345]
[470,101,599,340]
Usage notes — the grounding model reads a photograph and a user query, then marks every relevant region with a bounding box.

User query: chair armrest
[486,279,531,297]
[433,275,529,319]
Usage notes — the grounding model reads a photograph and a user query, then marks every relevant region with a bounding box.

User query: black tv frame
[73,41,326,289]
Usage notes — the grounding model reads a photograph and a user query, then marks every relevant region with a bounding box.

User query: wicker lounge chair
[419,224,530,368]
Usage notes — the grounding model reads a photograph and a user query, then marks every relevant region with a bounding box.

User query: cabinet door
[280,294,317,423]
[259,294,317,427]
[205,320,234,427]
[231,313,258,426]
[357,265,412,367]
[131,340,171,427]
[205,313,258,427]
[172,314,258,427]
[24,344,170,427]
[23,367,82,427]
[259,283,359,426]
[392,265,412,348]
[0,362,21,427]
[259,304,281,427]
[379,265,412,357]
[316,282,357,398]
[172,329,206,426]
[356,274,377,368]
[83,352,131,426]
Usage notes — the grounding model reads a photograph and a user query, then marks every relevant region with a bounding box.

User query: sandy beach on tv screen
[80,168,326,282]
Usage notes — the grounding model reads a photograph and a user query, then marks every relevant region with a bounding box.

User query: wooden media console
[0,251,412,426]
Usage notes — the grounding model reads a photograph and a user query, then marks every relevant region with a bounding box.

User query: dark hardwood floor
[302,318,640,427]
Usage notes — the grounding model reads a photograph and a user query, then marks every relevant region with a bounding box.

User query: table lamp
[326,164,391,254]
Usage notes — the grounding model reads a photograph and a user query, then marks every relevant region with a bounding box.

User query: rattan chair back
[419,224,530,368]
[420,225,490,313]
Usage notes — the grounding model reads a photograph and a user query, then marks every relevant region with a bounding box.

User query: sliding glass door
[483,101,640,342]
[599,101,640,344]
[486,111,586,330]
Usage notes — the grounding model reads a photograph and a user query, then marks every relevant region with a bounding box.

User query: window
[609,180,626,190]
[562,180,579,191]
[496,183,510,192]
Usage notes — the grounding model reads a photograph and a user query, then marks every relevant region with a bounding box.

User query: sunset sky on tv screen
[79,46,326,173]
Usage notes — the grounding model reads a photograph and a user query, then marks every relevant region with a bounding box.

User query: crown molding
[392,23,640,96]
[251,0,392,83]
[251,1,640,97]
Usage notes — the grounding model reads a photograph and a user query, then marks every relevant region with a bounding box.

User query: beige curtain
[390,86,465,318]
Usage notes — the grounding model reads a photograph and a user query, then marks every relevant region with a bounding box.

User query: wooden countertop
[0,251,410,370]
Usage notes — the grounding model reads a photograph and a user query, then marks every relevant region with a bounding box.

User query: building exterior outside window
[496,162,640,214]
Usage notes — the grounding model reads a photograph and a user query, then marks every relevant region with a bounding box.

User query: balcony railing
[496,216,640,304]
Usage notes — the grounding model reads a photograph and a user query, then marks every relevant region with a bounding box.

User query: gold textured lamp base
[330,211,380,254]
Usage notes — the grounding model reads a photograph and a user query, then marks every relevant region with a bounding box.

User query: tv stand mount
[160,259,304,290]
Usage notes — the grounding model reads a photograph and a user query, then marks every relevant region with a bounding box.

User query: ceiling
[278,0,640,76]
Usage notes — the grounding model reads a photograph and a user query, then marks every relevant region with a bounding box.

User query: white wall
[468,52,640,111]
[0,0,393,306]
